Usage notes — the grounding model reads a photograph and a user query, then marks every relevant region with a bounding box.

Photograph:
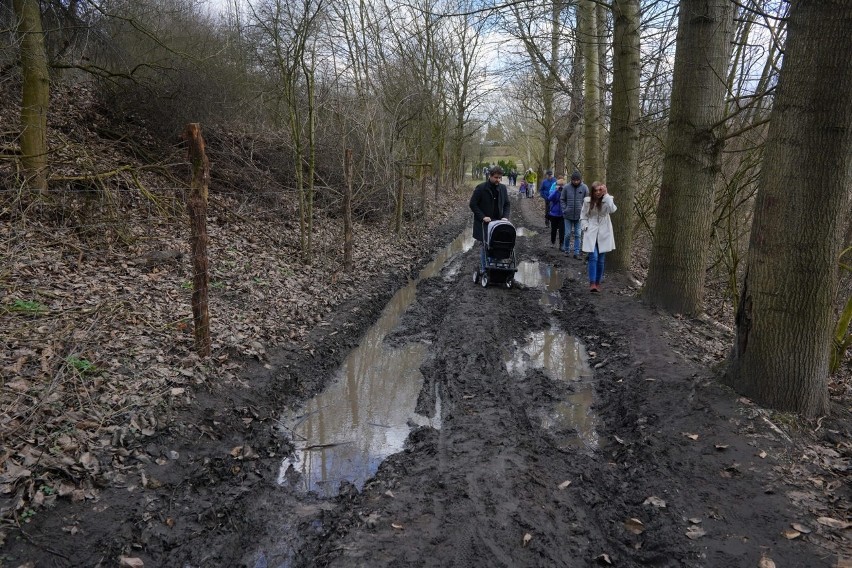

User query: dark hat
[571,170,582,181]
[546,169,553,175]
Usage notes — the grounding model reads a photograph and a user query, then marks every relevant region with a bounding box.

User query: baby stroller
[473,220,518,289]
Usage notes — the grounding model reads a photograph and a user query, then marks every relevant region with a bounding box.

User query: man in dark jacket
[470,165,511,268]
[560,170,589,258]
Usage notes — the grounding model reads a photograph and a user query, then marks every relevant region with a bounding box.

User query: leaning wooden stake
[394,175,403,235]
[343,149,354,272]
[183,123,211,357]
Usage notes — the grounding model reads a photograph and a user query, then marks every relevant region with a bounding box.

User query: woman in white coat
[580,182,617,293]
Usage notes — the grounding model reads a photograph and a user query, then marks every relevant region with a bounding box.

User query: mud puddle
[513,260,563,305]
[506,326,599,450]
[276,231,473,496]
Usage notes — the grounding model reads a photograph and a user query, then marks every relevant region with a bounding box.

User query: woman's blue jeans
[588,244,606,284]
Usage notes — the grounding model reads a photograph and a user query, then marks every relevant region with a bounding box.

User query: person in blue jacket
[547,177,565,248]
[538,169,556,227]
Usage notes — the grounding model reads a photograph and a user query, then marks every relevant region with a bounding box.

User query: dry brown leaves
[0,81,470,521]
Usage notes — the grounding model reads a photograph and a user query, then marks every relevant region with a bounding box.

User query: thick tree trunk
[724,0,852,417]
[606,0,640,272]
[13,0,49,193]
[554,23,583,178]
[642,0,734,314]
[539,0,562,172]
[579,0,601,183]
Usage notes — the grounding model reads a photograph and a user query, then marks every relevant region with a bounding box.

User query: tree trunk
[580,0,601,183]
[724,0,852,417]
[596,1,608,168]
[606,0,640,271]
[642,0,734,314]
[13,0,49,193]
[539,0,561,171]
[302,51,317,265]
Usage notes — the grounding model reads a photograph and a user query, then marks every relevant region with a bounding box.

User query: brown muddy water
[276,231,474,496]
[277,230,597,497]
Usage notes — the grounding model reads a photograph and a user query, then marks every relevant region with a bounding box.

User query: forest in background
[0,0,850,527]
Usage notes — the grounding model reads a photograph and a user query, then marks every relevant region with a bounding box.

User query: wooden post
[394,174,403,235]
[419,162,427,217]
[343,149,354,272]
[182,123,211,358]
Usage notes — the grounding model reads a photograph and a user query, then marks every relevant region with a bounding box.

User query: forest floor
[2,176,850,567]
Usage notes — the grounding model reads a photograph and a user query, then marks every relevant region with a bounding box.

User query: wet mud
[4,196,833,567]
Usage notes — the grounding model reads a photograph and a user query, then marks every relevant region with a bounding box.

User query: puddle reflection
[506,327,599,450]
[277,231,471,496]
[516,227,537,237]
[513,261,563,305]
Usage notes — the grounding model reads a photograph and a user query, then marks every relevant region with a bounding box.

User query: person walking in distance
[523,168,537,199]
[470,165,512,269]
[547,178,566,248]
[560,170,589,258]
[538,169,556,227]
[580,181,617,293]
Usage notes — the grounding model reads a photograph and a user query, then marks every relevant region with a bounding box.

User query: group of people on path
[470,165,617,293]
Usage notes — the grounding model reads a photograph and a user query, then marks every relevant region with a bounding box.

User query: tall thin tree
[642,0,734,314]
[606,0,640,271]
[579,0,601,183]
[14,0,49,193]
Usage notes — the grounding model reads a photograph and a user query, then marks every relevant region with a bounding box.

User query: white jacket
[580,195,617,253]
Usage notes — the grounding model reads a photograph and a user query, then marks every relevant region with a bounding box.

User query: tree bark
[579,0,601,183]
[13,0,49,193]
[606,0,640,272]
[642,0,734,314]
[724,0,852,417]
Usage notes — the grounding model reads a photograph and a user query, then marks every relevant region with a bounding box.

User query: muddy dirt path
[4,194,837,567]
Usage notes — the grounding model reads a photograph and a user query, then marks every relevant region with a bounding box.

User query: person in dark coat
[560,170,589,258]
[470,165,512,269]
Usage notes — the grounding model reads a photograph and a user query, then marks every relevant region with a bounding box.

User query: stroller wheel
[472,270,479,284]
[505,279,513,289]
[480,273,489,288]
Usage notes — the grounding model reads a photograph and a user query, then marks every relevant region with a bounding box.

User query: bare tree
[606,0,640,271]
[642,0,734,314]
[250,0,326,262]
[724,0,852,416]
[13,0,49,192]
[579,0,601,183]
